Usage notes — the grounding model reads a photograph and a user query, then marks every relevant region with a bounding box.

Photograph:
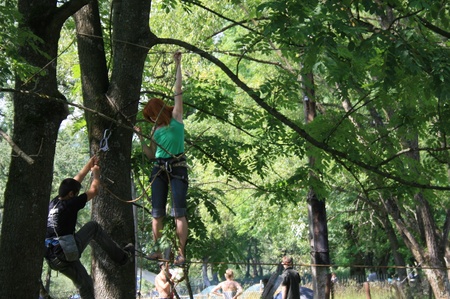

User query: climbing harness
[155,161,188,177]
[153,156,189,182]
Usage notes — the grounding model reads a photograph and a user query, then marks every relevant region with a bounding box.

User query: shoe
[120,243,135,265]
[174,255,185,266]
[147,251,163,260]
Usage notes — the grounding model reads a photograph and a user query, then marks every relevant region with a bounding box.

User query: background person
[155,261,174,299]
[211,269,243,299]
[281,256,301,299]
[331,272,338,284]
[367,270,378,282]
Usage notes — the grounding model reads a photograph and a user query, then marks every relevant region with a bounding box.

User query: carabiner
[99,129,112,152]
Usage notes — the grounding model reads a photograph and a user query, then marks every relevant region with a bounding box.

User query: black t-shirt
[45,194,87,238]
[281,267,301,299]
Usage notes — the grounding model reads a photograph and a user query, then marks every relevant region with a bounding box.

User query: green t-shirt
[154,118,185,158]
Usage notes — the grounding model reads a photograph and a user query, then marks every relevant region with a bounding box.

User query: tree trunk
[303,71,331,298]
[302,73,330,298]
[414,192,450,298]
[380,135,450,298]
[379,210,408,281]
[378,209,414,298]
[0,0,87,297]
[404,136,450,298]
[202,258,210,287]
[308,189,330,298]
[389,193,450,298]
[74,0,154,297]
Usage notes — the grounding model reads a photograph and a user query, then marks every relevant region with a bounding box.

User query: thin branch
[185,103,256,138]
[378,146,450,167]
[207,17,270,39]
[417,16,450,39]
[441,209,450,253]
[224,52,285,69]
[0,128,34,165]
[387,9,423,31]
[0,87,135,132]
[183,0,256,33]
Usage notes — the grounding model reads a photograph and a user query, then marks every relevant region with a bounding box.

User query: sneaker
[146,251,163,260]
[174,255,185,266]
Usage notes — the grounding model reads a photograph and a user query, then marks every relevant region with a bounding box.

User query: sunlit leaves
[0,4,42,84]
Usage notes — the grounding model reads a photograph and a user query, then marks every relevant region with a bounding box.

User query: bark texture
[303,71,331,299]
[74,0,155,296]
[0,0,88,296]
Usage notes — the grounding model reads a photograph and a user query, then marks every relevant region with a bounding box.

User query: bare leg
[175,216,188,259]
[152,217,164,242]
[148,217,164,259]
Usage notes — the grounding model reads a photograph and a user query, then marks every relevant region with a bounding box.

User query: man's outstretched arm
[73,156,97,183]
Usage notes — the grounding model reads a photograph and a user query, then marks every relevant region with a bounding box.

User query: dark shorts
[151,157,188,218]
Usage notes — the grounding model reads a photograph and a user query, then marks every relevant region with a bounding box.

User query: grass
[331,280,431,299]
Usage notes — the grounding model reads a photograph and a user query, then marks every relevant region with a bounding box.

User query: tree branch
[156,37,450,191]
[0,128,34,165]
[417,16,450,38]
[183,0,256,33]
[52,0,90,29]
[207,17,270,39]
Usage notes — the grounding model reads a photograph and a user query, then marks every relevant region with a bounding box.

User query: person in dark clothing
[281,256,301,299]
[44,156,134,299]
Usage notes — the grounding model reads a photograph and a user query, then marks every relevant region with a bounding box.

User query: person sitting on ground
[211,269,243,299]
[44,156,134,299]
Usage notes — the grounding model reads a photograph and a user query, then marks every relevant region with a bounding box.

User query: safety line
[103,185,148,203]
[76,32,300,55]
[153,259,450,271]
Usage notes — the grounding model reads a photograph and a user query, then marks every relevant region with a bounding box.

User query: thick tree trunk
[0,0,87,296]
[307,189,330,298]
[379,135,450,298]
[414,193,450,298]
[403,137,450,298]
[388,193,450,298]
[303,71,331,298]
[0,87,66,298]
[74,0,154,297]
